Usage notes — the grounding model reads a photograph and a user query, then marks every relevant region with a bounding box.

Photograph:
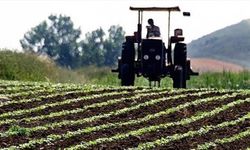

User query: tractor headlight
[155,55,161,60]
[143,55,149,60]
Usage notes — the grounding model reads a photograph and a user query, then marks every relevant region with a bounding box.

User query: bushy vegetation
[81,67,250,89]
[0,49,249,89]
[0,50,85,83]
[188,71,250,89]
[0,50,52,81]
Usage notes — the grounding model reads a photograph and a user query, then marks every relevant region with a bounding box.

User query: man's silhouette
[146,18,161,38]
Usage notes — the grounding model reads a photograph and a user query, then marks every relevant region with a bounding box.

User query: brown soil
[3,92,137,120]
[0,88,141,115]
[215,134,250,150]
[5,88,82,100]
[0,89,212,147]
[16,89,201,128]
[38,92,240,149]
[95,101,250,150]
[0,89,249,150]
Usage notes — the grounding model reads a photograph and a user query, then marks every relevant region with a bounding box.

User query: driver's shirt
[147,25,161,38]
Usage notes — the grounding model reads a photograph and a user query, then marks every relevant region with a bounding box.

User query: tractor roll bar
[130,6,181,64]
[129,6,181,43]
[129,7,180,12]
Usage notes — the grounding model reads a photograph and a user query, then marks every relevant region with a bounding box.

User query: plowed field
[0,80,250,150]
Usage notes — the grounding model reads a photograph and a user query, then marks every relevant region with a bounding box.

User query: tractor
[112,6,198,88]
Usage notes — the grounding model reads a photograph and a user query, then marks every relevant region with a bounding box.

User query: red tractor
[112,6,198,88]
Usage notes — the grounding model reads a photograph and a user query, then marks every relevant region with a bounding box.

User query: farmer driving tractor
[146,18,161,38]
[112,6,198,88]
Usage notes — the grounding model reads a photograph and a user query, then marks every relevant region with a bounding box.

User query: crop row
[0,89,84,108]
[0,88,217,148]
[0,80,107,91]
[0,88,208,128]
[0,79,235,98]
[0,80,249,149]
[38,92,237,133]
[67,98,250,149]
[0,81,146,101]
[0,86,83,100]
[0,85,48,94]
[0,84,149,109]
[130,110,250,150]
[0,84,107,99]
[0,90,142,119]
[1,90,245,149]
[197,126,250,149]
[18,90,217,123]
[1,90,223,135]
[0,81,90,94]
[0,81,80,94]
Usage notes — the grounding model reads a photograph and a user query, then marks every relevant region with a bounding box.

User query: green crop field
[0,80,250,149]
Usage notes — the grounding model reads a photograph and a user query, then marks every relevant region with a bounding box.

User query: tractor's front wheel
[121,64,135,86]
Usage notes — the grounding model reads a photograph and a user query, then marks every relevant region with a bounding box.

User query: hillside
[188,19,250,68]
[191,58,244,73]
[0,80,249,149]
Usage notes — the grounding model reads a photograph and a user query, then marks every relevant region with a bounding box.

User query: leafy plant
[7,125,30,136]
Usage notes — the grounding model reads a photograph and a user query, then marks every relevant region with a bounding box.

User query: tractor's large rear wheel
[121,64,135,86]
[120,36,135,86]
[173,43,187,88]
[173,66,184,88]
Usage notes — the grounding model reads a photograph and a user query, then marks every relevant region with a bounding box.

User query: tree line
[20,14,125,69]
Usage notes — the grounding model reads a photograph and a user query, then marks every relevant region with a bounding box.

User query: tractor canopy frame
[129,6,187,48]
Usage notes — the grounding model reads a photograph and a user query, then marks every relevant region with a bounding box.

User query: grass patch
[77,67,250,89]
[0,49,249,89]
[188,70,250,89]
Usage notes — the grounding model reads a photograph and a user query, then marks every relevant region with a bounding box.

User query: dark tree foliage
[80,25,125,67]
[80,25,125,66]
[80,28,106,66]
[20,14,81,68]
[20,14,125,68]
[104,25,125,66]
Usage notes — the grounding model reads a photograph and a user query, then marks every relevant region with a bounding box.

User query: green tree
[80,25,125,67]
[104,25,125,66]
[20,14,81,68]
[80,28,106,66]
